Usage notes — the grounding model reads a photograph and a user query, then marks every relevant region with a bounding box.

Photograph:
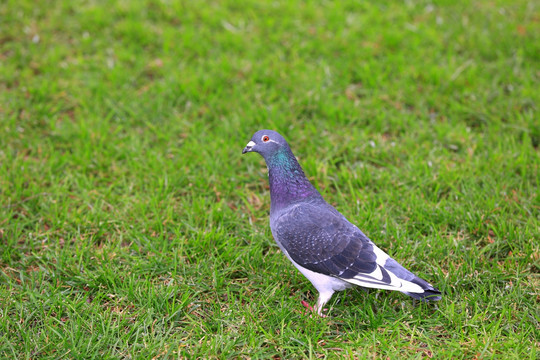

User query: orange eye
[262,135,270,142]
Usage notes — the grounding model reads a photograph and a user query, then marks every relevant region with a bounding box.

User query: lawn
[0,0,538,358]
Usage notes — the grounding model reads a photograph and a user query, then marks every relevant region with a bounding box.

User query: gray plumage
[243,130,441,315]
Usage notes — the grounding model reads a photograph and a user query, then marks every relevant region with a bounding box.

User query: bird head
[242,130,289,158]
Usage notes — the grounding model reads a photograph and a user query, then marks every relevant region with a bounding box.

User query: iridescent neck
[266,148,321,213]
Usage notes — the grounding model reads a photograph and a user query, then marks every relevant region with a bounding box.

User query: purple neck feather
[266,147,321,213]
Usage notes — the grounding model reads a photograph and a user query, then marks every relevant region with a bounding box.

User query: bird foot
[301,300,327,317]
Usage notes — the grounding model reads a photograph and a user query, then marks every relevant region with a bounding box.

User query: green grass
[1,0,538,358]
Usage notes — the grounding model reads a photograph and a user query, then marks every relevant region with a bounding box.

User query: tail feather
[403,275,442,301]
[382,257,442,301]
[403,288,442,302]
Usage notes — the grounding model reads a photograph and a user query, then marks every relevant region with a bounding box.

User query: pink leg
[301,300,313,311]
[301,300,328,317]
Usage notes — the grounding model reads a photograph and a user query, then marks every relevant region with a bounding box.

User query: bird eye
[262,135,270,142]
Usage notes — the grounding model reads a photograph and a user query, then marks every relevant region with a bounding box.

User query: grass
[0,0,538,358]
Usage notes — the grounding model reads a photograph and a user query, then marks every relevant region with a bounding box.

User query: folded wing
[273,201,440,298]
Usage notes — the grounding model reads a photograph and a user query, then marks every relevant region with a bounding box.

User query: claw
[301,300,328,317]
[301,300,312,311]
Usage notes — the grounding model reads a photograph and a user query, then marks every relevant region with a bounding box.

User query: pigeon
[242,130,441,316]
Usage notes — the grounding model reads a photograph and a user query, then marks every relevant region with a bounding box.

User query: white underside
[285,253,350,315]
[277,241,426,315]
[289,256,352,294]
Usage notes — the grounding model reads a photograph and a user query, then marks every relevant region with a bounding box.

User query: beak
[242,140,256,154]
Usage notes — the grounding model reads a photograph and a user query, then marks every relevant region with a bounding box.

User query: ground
[0,0,538,358]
